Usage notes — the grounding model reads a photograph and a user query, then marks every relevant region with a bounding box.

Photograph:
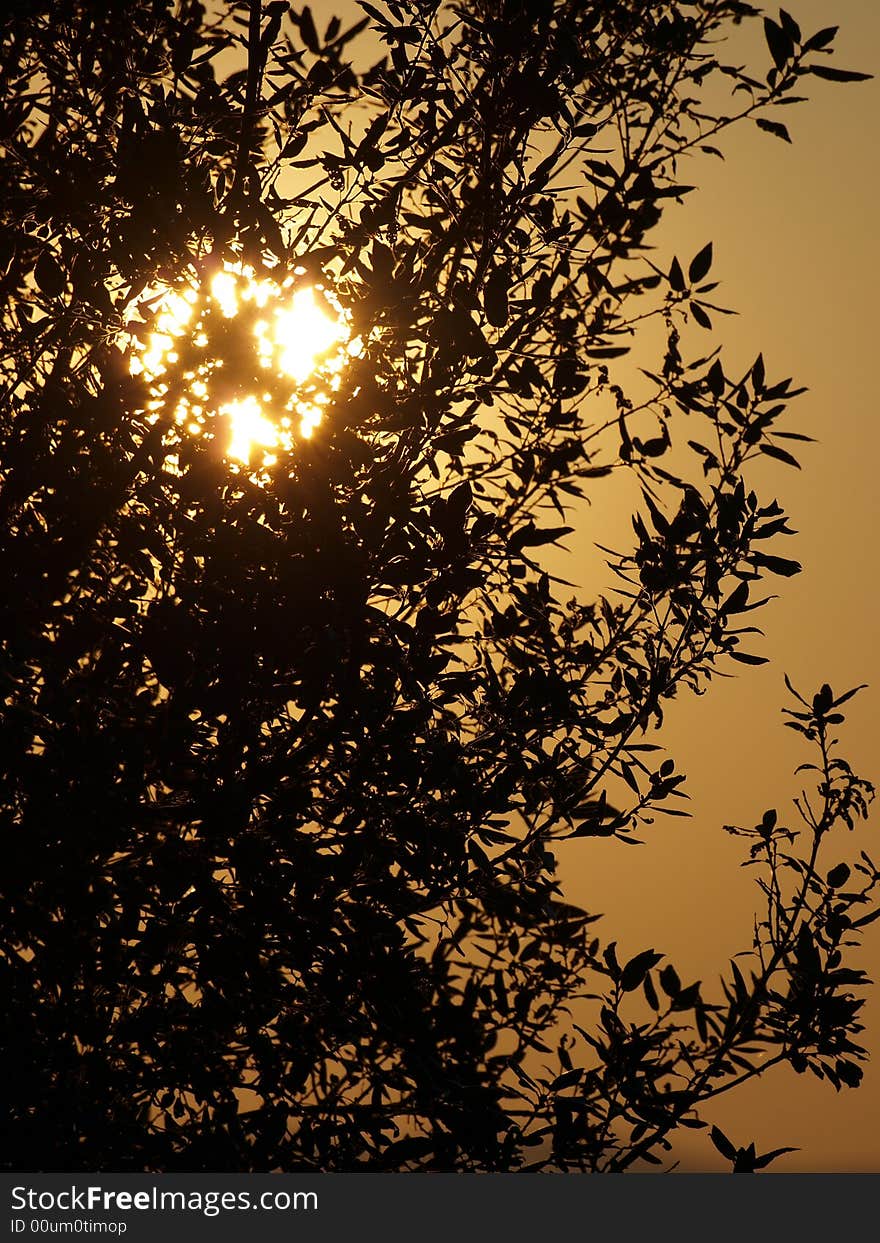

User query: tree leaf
[659,964,681,998]
[484,265,511,327]
[808,64,872,83]
[710,1126,737,1161]
[756,117,792,143]
[690,302,712,330]
[752,553,801,577]
[760,442,801,468]
[511,524,574,549]
[778,9,801,44]
[620,949,663,993]
[643,971,660,1012]
[297,5,321,54]
[34,251,66,297]
[688,241,713,284]
[753,1145,798,1170]
[764,17,793,69]
[827,863,851,888]
[707,359,725,397]
[729,652,769,665]
[802,26,838,53]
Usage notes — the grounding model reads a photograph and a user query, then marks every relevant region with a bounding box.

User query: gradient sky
[556,0,880,1171]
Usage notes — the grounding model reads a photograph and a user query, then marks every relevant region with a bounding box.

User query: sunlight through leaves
[126,259,352,471]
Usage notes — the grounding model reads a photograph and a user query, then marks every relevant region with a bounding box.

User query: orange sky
[556,0,880,1170]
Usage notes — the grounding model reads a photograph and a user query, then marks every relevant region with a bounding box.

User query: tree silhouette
[0,0,875,1172]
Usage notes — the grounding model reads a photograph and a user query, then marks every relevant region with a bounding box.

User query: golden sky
[556,0,880,1171]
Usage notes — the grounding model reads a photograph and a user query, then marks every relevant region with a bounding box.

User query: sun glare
[127,260,351,469]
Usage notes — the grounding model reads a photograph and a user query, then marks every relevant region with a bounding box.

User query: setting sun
[128,260,350,468]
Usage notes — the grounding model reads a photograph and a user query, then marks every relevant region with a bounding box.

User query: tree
[0,0,875,1173]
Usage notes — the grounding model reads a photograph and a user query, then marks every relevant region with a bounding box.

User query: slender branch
[228,0,264,210]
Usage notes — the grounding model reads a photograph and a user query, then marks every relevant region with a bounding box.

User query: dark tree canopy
[0,0,875,1172]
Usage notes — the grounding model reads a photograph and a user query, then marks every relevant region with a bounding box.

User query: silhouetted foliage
[0,0,875,1172]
